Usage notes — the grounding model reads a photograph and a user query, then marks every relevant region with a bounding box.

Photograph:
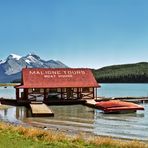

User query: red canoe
[95,100,144,113]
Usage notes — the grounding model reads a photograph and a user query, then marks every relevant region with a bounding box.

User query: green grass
[0,130,96,148]
[0,122,147,148]
[0,131,48,148]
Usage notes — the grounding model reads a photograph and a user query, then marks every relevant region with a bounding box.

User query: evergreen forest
[92,62,148,83]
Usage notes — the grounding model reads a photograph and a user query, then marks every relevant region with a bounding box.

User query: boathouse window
[29,88,44,93]
[33,88,40,93]
[82,87,90,92]
[28,89,32,93]
[46,88,57,93]
[40,89,44,93]
[47,88,59,99]
[49,88,57,93]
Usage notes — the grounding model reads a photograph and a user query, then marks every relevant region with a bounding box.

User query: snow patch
[25,59,31,64]
[9,54,22,60]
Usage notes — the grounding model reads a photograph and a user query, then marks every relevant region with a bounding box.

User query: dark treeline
[12,79,21,83]
[92,62,148,83]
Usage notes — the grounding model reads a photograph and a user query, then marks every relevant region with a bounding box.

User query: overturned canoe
[95,100,144,113]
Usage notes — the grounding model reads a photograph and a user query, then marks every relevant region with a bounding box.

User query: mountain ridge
[0,53,68,83]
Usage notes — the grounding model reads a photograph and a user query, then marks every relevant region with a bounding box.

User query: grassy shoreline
[0,122,147,148]
[0,83,19,87]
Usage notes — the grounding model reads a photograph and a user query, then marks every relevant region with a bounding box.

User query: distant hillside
[93,62,148,83]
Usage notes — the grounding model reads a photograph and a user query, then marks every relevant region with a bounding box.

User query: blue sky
[0,0,148,68]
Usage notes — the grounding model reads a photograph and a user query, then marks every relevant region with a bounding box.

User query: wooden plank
[86,99,96,105]
[122,98,148,103]
[30,103,54,117]
[85,99,96,108]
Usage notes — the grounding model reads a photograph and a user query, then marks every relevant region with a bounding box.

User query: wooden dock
[113,97,148,104]
[122,98,148,103]
[85,99,96,108]
[96,97,148,104]
[30,102,54,117]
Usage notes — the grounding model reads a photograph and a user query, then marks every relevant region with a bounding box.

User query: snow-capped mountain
[0,53,68,82]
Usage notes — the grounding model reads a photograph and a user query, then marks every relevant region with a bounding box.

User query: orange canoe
[95,100,144,113]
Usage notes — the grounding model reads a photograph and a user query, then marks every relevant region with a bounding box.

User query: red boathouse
[15,68,100,104]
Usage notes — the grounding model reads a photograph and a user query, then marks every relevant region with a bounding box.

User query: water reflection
[0,104,148,140]
[94,104,148,140]
[0,86,15,99]
[0,107,21,124]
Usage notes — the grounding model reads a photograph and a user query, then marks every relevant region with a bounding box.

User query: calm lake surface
[99,83,148,98]
[0,84,148,140]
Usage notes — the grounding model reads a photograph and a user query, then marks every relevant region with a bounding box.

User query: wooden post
[95,87,97,100]
[44,88,46,101]
[77,88,79,99]
[16,88,19,101]
[24,88,28,100]
[92,87,94,99]
[80,88,82,99]
[61,88,63,99]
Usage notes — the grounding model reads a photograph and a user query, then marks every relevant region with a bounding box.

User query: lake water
[99,83,148,98]
[0,86,15,99]
[1,83,148,99]
[0,84,148,140]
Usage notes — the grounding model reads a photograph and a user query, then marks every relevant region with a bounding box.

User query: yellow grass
[0,83,20,87]
[89,136,147,148]
[0,122,147,148]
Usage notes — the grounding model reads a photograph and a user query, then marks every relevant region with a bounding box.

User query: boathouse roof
[17,68,99,88]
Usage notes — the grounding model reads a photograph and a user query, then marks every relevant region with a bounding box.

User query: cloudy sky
[0,0,148,68]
